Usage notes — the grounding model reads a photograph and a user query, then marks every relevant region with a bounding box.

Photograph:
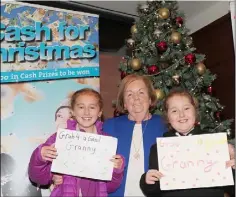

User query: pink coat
[28,120,124,197]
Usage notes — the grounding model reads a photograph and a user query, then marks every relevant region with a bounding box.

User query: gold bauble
[155,89,165,100]
[170,32,181,44]
[196,62,206,75]
[130,58,142,70]
[158,8,170,19]
[131,25,138,35]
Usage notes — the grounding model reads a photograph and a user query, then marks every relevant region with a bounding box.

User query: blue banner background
[1,2,99,83]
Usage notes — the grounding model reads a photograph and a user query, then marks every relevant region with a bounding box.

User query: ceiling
[27,1,223,52]
[74,1,217,21]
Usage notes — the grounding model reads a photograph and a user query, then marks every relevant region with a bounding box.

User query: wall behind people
[191,13,235,138]
[100,54,122,119]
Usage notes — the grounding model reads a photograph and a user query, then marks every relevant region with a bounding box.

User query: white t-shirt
[124,124,145,196]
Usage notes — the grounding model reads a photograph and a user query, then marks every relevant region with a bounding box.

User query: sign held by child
[51,128,118,181]
[157,133,234,190]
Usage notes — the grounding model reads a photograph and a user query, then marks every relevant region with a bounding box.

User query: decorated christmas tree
[116,0,233,135]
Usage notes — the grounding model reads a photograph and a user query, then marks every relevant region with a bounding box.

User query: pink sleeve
[28,133,56,185]
[106,155,125,193]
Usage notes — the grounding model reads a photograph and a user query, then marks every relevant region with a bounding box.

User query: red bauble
[121,71,127,79]
[176,16,184,27]
[147,65,159,74]
[156,41,168,53]
[185,53,196,65]
[207,86,212,94]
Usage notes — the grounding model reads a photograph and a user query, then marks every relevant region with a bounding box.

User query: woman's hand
[111,155,123,169]
[145,169,164,184]
[41,144,57,162]
[226,144,235,169]
[52,173,63,186]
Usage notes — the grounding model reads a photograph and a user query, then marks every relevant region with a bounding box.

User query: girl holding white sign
[28,88,125,197]
[140,88,235,197]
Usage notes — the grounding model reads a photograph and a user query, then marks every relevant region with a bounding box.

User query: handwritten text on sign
[51,128,117,181]
[156,133,234,190]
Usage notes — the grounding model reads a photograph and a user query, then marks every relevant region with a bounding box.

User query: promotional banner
[1,2,100,197]
[1,2,99,83]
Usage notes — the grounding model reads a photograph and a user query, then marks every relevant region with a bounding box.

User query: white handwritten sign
[51,128,118,181]
[156,133,234,190]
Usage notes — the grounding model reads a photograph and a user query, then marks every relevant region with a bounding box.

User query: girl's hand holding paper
[41,144,58,162]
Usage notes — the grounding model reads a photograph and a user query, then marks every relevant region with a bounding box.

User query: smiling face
[72,94,102,132]
[123,79,151,121]
[167,95,196,135]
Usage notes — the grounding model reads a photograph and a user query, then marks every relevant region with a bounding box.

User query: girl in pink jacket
[28,88,125,197]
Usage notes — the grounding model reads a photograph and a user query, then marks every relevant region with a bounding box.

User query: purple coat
[28,119,124,197]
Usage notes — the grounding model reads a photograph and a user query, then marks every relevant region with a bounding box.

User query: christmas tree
[117,0,233,136]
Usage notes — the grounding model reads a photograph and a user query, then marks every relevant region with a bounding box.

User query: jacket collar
[66,119,103,135]
[170,126,204,137]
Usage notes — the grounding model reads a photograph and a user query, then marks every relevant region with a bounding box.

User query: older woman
[103,74,167,197]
